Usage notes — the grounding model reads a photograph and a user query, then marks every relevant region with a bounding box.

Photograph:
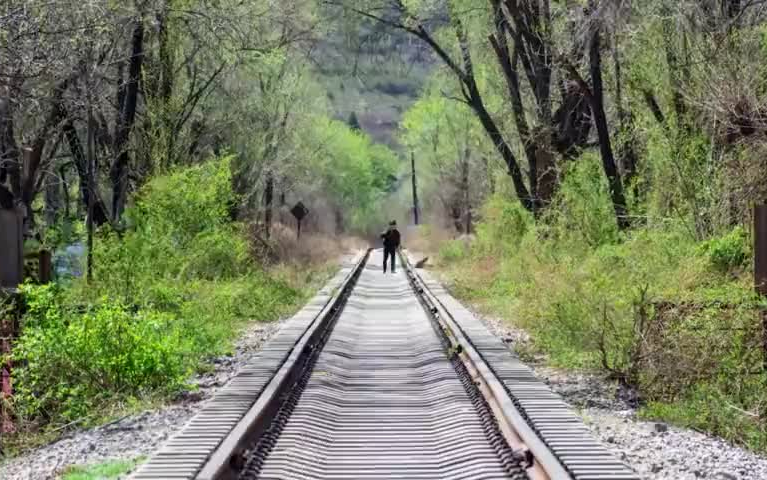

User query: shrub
[10,284,190,422]
[473,194,532,256]
[437,239,468,264]
[545,152,621,249]
[698,226,749,273]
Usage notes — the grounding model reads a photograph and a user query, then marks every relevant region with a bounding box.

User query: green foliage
[12,285,189,421]
[8,157,304,429]
[472,194,533,256]
[308,117,401,233]
[86,157,253,303]
[698,226,750,273]
[61,457,145,480]
[544,153,620,249]
[437,239,468,264]
[437,195,765,449]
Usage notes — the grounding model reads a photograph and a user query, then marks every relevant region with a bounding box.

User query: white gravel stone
[0,320,282,480]
[478,310,767,480]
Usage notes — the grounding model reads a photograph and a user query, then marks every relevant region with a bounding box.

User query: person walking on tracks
[380,220,401,274]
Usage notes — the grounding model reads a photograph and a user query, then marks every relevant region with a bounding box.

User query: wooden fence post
[754,205,767,369]
[0,206,23,289]
[0,205,23,434]
[1,292,20,434]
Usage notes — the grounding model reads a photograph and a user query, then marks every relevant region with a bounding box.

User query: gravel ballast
[480,312,767,480]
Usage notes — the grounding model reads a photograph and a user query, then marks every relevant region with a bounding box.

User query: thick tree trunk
[489,17,540,209]
[470,96,532,212]
[110,19,145,221]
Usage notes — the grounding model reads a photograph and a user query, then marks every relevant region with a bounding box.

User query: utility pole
[411,151,419,225]
[264,173,273,239]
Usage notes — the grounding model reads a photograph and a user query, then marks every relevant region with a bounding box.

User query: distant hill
[313,9,434,148]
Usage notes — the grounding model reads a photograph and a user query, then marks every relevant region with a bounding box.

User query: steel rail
[401,250,639,480]
[239,251,527,479]
[131,250,370,480]
[133,248,637,480]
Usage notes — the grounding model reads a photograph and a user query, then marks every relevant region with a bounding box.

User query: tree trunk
[63,121,110,225]
[588,13,629,230]
[0,93,20,208]
[110,18,145,221]
[661,9,686,126]
[157,2,176,166]
[463,73,531,211]
[263,173,273,238]
[411,152,419,225]
[461,147,472,235]
[335,207,344,235]
[60,165,70,220]
[612,24,638,189]
[489,22,540,212]
[44,171,60,228]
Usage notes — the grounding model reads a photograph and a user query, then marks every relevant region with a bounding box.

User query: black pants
[383,248,396,273]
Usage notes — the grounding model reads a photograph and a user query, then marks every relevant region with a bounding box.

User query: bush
[544,153,621,249]
[11,284,190,422]
[698,226,749,273]
[473,194,532,256]
[437,239,468,264]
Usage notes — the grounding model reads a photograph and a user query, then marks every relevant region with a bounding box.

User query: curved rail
[401,250,639,480]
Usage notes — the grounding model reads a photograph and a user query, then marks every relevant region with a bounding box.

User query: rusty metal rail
[131,249,637,480]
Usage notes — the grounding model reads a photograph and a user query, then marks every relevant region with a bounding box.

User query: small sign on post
[291,201,309,240]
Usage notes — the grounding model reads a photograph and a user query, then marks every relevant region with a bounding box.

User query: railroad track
[131,250,638,480]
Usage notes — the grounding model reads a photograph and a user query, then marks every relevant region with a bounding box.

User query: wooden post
[0,207,23,289]
[754,205,767,369]
[39,250,52,284]
[1,291,20,434]
[0,205,22,434]
[411,152,419,225]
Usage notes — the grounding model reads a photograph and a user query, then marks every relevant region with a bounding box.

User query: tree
[329,0,629,223]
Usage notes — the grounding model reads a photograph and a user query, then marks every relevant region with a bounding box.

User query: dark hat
[389,220,397,226]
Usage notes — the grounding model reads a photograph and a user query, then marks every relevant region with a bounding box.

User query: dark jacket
[381,227,401,250]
